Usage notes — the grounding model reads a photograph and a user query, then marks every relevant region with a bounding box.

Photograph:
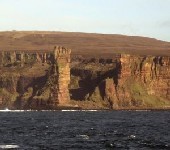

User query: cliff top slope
[0,31,170,56]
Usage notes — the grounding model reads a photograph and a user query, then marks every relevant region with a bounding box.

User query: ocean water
[0,110,169,150]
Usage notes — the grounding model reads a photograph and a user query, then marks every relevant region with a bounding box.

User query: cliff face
[70,54,170,109]
[0,47,71,109]
[120,55,169,98]
[106,55,170,109]
[0,51,170,109]
[0,73,20,107]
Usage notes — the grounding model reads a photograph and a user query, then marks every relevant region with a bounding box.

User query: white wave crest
[0,144,20,149]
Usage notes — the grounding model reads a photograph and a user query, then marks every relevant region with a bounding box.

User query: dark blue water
[0,110,169,150]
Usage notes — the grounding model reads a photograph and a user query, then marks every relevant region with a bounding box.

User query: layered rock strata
[108,55,169,108]
[0,51,50,67]
[0,46,71,109]
[0,50,170,109]
[70,54,170,109]
[49,46,71,106]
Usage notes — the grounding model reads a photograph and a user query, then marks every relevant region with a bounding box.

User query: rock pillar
[36,53,41,62]
[43,53,47,63]
[20,52,25,67]
[10,51,16,64]
[51,46,71,106]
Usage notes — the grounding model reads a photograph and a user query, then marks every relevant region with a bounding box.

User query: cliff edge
[0,50,169,109]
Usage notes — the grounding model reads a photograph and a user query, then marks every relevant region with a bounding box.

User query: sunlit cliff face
[0,51,170,109]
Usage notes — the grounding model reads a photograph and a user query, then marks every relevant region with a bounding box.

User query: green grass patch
[125,78,170,107]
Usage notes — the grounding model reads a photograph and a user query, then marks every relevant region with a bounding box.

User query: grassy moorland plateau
[0,31,170,110]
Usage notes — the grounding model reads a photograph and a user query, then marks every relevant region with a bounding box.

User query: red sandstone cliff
[70,55,170,109]
[0,50,170,109]
[100,55,170,109]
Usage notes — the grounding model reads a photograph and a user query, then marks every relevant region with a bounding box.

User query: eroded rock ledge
[0,48,170,110]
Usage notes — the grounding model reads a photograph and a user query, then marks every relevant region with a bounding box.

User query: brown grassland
[0,31,170,56]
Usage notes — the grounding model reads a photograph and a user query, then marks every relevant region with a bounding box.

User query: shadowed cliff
[0,52,170,109]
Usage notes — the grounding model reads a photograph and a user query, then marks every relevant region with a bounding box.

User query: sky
[0,0,170,41]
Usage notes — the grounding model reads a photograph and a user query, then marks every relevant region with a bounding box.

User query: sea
[0,110,169,150]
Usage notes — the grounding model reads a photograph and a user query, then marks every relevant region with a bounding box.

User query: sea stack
[50,46,71,107]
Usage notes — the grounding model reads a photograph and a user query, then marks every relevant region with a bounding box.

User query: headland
[0,31,170,110]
